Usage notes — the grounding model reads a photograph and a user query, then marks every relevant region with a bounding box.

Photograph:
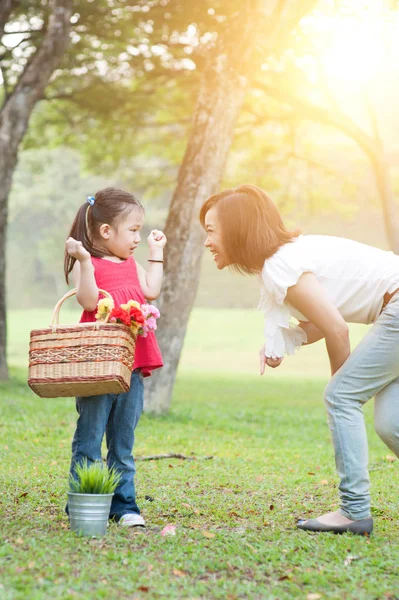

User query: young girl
[64,187,166,527]
[200,184,399,535]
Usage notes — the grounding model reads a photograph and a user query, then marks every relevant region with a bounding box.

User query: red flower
[129,307,145,325]
[97,300,157,338]
[110,307,132,327]
[109,305,145,330]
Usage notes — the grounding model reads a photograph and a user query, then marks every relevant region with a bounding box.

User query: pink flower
[140,305,150,318]
[139,303,160,337]
[141,303,160,319]
[149,306,160,319]
[146,316,157,331]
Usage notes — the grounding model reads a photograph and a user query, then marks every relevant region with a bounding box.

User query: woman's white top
[259,235,399,359]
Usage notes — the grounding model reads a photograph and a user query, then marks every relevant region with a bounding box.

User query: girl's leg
[374,377,399,457]
[70,393,113,478]
[66,393,113,516]
[106,370,144,521]
[321,297,399,522]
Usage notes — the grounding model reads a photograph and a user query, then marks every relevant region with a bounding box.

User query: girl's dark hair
[199,184,300,275]
[64,187,144,283]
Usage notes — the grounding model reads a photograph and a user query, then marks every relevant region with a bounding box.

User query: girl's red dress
[79,256,163,377]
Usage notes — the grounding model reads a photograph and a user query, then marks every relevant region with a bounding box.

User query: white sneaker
[119,513,146,527]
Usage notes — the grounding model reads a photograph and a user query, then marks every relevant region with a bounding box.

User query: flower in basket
[95,297,160,337]
[95,297,115,321]
[141,304,160,337]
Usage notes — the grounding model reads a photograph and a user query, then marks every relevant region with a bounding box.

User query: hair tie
[87,195,95,206]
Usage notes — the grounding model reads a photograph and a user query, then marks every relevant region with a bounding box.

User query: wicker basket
[28,289,136,398]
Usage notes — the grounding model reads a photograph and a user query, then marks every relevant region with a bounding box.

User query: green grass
[0,309,398,599]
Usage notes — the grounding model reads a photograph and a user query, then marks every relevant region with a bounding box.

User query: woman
[200,184,399,535]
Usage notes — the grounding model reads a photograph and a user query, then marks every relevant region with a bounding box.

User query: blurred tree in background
[2,0,319,395]
[2,1,399,412]
[0,0,73,379]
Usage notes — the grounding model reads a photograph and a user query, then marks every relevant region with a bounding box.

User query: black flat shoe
[297,517,373,535]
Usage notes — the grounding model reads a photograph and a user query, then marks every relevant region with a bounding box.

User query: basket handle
[51,288,114,326]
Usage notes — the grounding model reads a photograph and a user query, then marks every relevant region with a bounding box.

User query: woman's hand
[259,345,284,375]
[147,229,167,249]
[65,237,91,262]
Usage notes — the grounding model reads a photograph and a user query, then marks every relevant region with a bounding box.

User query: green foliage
[8,0,327,188]
[6,0,381,224]
[4,1,393,318]
[4,0,394,219]
[69,459,121,495]
[6,0,228,171]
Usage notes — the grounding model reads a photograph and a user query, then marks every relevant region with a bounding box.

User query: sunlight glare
[306,5,399,88]
[323,18,384,83]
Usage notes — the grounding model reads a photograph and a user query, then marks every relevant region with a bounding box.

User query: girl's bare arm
[66,238,98,311]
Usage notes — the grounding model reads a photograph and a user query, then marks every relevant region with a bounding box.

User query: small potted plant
[68,459,121,537]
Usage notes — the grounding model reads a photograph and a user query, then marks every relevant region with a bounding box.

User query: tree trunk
[372,151,399,253]
[0,0,72,379]
[144,51,248,414]
[0,1,19,39]
[365,98,399,253]
[144,0,319,414]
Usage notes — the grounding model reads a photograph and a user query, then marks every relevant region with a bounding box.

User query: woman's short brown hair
[199,184,300,275]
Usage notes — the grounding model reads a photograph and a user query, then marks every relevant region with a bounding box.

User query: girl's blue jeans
[69,369,144,521]
[324,292,399,520]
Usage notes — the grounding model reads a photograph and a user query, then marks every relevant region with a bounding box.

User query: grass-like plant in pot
[68,459,121,537]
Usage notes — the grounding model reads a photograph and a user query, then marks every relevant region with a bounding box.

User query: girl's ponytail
[64,202,91,284]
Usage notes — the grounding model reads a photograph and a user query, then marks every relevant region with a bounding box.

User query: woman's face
[204,207,228,269]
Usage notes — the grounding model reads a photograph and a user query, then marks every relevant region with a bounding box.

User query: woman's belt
[382,287,399,311]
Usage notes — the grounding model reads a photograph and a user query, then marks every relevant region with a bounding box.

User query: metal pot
[67,492,113,537]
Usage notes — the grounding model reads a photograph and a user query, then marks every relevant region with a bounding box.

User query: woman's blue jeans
[69,370,144,521]
[324,292,399,520]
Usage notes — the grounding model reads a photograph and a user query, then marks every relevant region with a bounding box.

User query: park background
[1,1,399,599]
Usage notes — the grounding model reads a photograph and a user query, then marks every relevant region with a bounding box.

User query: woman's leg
[106,370,144,521]
[301,296,399,528]
[374,377,399,457]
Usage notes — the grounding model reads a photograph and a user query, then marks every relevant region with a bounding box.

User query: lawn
[0,309,397,600]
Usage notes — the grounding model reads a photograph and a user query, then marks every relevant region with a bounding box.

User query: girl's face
[102,208,144,260]
[204,207,228,269]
